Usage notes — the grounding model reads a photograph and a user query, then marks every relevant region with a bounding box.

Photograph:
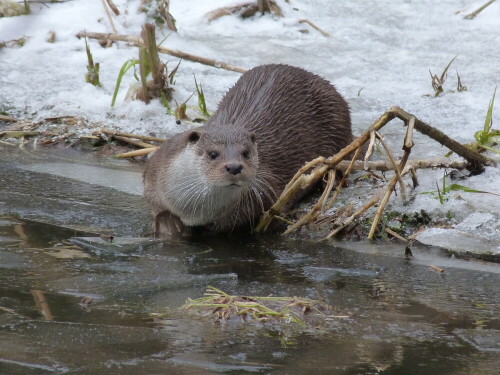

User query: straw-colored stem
[375,131,407,201]
[115,147,158,158]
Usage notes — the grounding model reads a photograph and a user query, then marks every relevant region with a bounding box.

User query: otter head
[164,125,262,227]
[188,126,258,188]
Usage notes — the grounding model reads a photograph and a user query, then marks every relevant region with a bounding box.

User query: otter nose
[225,163,243,175]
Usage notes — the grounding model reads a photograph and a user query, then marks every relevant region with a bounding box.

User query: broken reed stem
[257,106,492,235]
[385,228,408,242]
[255,110,396,233]
[321,148,360,213]
[97,129,166,142]
[408,167,419,187]
[363,131,376,169]
[0,114,18,122]
[368,116,415,240]
[113,135,156,148]
[115,147,158,158]
[101,0,117,34]
[76,31,248,74]
[367,155,408,240]
[283,169,336,235]
[319,170,338,213]
[391,106,495,171]
[325,190,384,239]
[31,290,53,321]
[105,0,120,16]
[375,131,407,201]
[463,0,496,19]
[298,19,330,37]
[335,158,469,172]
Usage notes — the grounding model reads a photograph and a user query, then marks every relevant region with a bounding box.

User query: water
[1,147,499,374]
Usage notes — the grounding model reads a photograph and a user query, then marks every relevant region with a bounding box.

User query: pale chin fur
[160,145,250,227]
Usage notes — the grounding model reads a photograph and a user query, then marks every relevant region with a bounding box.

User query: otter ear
[249,132,256,144]
[187,130,200,143]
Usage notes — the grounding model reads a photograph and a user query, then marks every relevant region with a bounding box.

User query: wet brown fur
[144,64,353,235]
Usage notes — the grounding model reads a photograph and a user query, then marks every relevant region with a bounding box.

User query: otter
[143,64,353,236]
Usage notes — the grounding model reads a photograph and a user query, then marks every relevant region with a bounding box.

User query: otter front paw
[153,211,190,238]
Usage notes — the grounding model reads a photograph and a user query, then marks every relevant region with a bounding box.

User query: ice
[1,0,499,249]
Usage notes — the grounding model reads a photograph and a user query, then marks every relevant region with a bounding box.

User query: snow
[1,0,499,247]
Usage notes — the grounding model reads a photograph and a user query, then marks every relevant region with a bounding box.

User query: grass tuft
[193,74,211,118]
[429,56,457,97]
[473,87,499,153]
[84,38,101,87]
[182,286,333,324]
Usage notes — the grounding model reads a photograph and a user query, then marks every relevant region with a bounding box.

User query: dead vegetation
[206,0,284,22]
[254,106,496,240]
[180,286,339,324]
[77,30,247,74]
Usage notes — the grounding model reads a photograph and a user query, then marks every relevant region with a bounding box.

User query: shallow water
[1,147,499,374]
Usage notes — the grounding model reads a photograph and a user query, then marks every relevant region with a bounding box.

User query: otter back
[205,63,352,189]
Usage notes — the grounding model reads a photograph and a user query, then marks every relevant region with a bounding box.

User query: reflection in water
[1,181,500,374]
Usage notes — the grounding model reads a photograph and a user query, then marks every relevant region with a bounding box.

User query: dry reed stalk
[321,149,360,213]
[105,0,120,16]
[363,131,376,169]
[367,117,415,240]
[298,19,330,37]
[429,265,445,273]
[31,290,53,321]
[385,228,409,242]
[257,106,493,236]
[0,114,18,122]
[101,0,117,48]
[335,158,469,172]
[324,190,384,239]
[375,130,407,200]
[283,169,336,235]
[77,31,248,73]
[256,110,396,233]
[463,0,496,19]
[158,0,177,31]
[113,135,156,148]
[391,107,494,170]
[115,147,158,158]
[97,129,166,142]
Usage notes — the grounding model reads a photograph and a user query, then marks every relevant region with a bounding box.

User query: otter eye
[208,151,219,160]
[242,151,250,159]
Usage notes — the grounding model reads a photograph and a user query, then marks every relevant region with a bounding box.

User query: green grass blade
[483,87,497,134]
[447,184,500,196]
[111,59,139,107]
[193,74,210,118]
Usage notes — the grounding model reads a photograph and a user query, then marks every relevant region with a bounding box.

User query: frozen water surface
[1,137,500,373]
[1,1,499,248]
